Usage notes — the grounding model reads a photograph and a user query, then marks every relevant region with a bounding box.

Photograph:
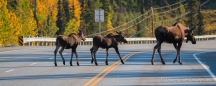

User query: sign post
[95,9,104,35]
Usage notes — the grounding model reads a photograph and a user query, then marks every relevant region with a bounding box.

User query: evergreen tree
[197,5,205,35]
[187,0,199,28]
[45,14,59,37]
[84,0,102,36]
[56,0,66,35]
[101,0,114,34]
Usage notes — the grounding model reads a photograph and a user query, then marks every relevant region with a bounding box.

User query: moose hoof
[95,63,98,66]
[54,63,57,66]
[91,60,93,64]
[63,62,65,65]
[162,62,166,65]
[105,62,108,65]
[121,61,124,64]
[151,62,155,65]
[70,63,73,66]
[173,60,177,63]
[179,62,183,65]
[77,62,80,66]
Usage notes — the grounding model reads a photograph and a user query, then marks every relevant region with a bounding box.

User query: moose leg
[151,41,162,65]
[105,48,109,65]
[173,43,178,63]
[59,46,66,65]
[173,43,182,65]
[173,43,177,50]
[54,45,60,66]
[73,48,79,66]
[114,47,124,64]
[158,46,165,65]
[90,47,94,64]
[70,49,74,66]
[92,46,99,66]
[177,43,182,65]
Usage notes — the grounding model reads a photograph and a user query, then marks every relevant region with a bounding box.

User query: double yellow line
[84,52,141,86]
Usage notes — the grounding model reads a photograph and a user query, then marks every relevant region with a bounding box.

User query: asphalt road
[0,40,216,86]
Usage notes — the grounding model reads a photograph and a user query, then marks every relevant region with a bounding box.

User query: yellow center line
[83,61,120,86]
[83,52,142,86]
[91,62,121,86]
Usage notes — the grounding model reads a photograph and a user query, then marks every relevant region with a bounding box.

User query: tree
[197,5,205,35]
[187,0,199,27]
[64,19,78,35]
[101,0,114,34]
[83,0,102,36]
[45,14,59,37]
[7,0,37,37]
[0,0,22,46]
[56,0,66,35]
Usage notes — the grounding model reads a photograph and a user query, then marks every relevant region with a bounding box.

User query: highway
[0,40,216,86]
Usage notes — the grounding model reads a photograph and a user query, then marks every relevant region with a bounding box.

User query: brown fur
[90,31,127,65]
[54,30,86,66]
[151,22,196,65]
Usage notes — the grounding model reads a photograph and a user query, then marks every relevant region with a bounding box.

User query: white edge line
[0,50,19,53]
[5,69,15,73]
[30,63,37,65]
[193,53,216,82]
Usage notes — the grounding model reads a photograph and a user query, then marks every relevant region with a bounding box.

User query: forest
[0,0,216,46]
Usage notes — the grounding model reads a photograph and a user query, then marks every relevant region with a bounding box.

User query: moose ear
[78,29,82,33]
[191,26,196,30]
[118,31,122,34]
[116,31,119,34]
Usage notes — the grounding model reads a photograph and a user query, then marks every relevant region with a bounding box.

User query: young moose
[54,29,86,66]
[151,22,196,65]
[90,31,127,66]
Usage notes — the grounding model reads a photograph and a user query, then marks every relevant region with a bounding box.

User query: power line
[154,12,189,24]
[130,0,210,37]
[87,9,152,37]
[154,3,188,15]
[129,25,152,38]
[154,0,186,10]
[87,0,210,37]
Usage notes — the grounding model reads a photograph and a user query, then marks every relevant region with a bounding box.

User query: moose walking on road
[90,31,128,66]
[151,22,196,65]
[54,29,86,66]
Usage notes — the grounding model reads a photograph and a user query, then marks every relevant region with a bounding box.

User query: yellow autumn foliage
[0,0,22,46]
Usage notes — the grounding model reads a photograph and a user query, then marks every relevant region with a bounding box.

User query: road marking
[30,63,37,65]
[84,52,142,86]
[193,53,216,82]
[0,50,19,53]
[5,69,15,73]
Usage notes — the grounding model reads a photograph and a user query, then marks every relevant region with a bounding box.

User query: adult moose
[90,31,127,66]
[54,29,86,66]
[151,22,196,65]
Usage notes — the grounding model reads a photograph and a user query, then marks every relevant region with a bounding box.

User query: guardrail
[23,35,216,46]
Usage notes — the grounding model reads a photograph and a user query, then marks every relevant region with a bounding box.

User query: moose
[151,22,196,65]
[54,29,86,66]
[90,31,128,66]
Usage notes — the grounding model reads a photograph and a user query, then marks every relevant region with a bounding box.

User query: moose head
[116,31,127,43]
[185,26,196,44]
[78,29,86,41]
